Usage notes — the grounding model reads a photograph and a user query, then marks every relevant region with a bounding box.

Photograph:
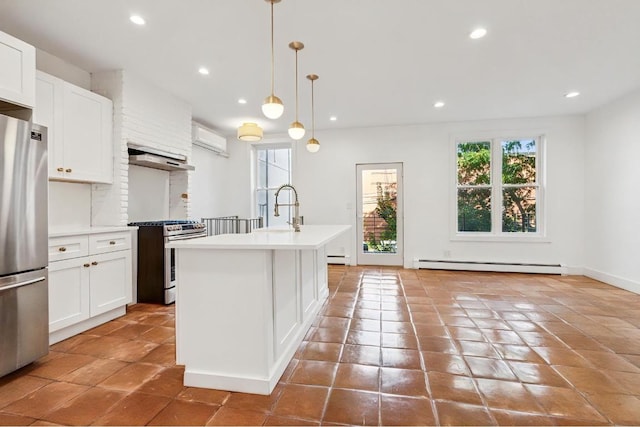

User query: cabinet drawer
[49,236,89,262]
[89,232,131,255]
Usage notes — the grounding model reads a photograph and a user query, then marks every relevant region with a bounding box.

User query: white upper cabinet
[0,31,35,108]
[35,71,113,184]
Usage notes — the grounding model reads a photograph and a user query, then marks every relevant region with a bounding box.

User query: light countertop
[167,225,351,250]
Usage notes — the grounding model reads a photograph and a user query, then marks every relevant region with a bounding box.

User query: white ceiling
[2,0,640,138]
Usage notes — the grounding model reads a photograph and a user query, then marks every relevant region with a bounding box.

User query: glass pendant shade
[288,121,306,140]
[262,95,284,119]
[237,122,263,142]
[306,137,320,152]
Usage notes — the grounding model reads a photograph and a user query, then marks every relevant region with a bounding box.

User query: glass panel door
[356,163,403,266]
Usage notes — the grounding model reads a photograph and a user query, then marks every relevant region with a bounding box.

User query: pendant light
[262,0,284,120]
[237,122,263,142]
[306,74,320,153]
[288,41,305,140]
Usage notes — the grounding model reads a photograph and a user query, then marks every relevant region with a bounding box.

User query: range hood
[128,143,195,171]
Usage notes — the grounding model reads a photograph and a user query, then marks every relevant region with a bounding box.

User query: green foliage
[457,142,491,185]
[457,140,537,233]
[366,183,398,253]
[457,142,492,231]
[501,140,537,232]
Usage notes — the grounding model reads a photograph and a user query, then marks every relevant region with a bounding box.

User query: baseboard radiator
[327,255,350,265]
[414,259,565,275]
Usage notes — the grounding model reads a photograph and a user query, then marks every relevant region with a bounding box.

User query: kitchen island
[167,225,350,395]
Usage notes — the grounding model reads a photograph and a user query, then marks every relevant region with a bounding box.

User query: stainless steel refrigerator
[0,114,49,377]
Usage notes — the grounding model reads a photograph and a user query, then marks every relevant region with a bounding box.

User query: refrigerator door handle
[0,276,46,292]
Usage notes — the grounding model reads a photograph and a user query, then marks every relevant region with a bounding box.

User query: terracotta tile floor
[2,266,640,425]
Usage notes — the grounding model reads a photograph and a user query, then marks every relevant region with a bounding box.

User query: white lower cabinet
[89,250,131,316]
[48,230,133,344]
[48,257,91,331]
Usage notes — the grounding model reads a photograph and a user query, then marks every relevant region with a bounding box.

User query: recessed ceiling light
[198,67,210,76]
[565,91,580,98]
[469,28,487,39]
[434,101,445,108]
[329,116,337,121]
[238,98,247,104]
[129,15,146,26]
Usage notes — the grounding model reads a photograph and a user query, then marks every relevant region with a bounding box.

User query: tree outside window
[457,137,541,235]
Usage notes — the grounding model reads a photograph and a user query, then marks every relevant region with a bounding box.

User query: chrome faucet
[274,184,301,232]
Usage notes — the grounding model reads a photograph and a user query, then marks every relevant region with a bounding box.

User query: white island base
[169,225,350,395]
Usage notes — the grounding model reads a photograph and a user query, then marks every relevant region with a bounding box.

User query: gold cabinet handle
[83,263,90,268]
[91,261,98,266]
[65,168,72,173]
[57,167,64,172]
[109,241,116,245]
[58,247,67,252]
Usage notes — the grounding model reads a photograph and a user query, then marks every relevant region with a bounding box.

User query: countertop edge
[167,225,351,250]
[49,226,138,238]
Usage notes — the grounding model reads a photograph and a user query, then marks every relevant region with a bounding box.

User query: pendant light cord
[270,0,275,96]
[311,79,315,138]
[295,49,299,121]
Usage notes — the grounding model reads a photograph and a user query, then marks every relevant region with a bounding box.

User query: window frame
[452,134,547,242]
[252,142,294,226]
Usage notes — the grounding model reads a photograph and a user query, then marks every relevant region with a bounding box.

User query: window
[255,146,292,227]
[456,137,542,236]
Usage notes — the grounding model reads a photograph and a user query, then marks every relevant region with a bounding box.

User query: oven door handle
[166,233,208,242]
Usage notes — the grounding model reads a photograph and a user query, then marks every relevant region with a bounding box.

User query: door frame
[356,162,404,266]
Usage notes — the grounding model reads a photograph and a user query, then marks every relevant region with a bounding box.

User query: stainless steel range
[129,220,207,304]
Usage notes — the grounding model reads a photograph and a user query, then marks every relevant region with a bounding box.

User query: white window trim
[251,141,294,222]
[451,134,547,243]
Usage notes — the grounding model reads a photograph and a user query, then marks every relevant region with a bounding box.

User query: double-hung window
[255,145,293,227]
[456,137,542,237]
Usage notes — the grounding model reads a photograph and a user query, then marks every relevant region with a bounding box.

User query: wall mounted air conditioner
[192,121,228,157]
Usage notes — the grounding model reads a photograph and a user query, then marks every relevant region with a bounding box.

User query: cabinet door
[89,250,132,317]
[61,83,113,183]
[35,71,65,178]
[48,258,91,332]
[0,31,35,108]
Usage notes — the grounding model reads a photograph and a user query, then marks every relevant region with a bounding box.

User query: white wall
[190,138,254,221]
[36,49,90,89]
[127,165,170,222]
[191,146,233,220]
[293,115,586,270]
[584,88,640,293]
[48,181,91,229]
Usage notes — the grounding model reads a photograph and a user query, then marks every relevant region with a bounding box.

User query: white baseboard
[49,306,126,345]
[327,255,350,265]
[584,267,640,295]
[413,259,566,275]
